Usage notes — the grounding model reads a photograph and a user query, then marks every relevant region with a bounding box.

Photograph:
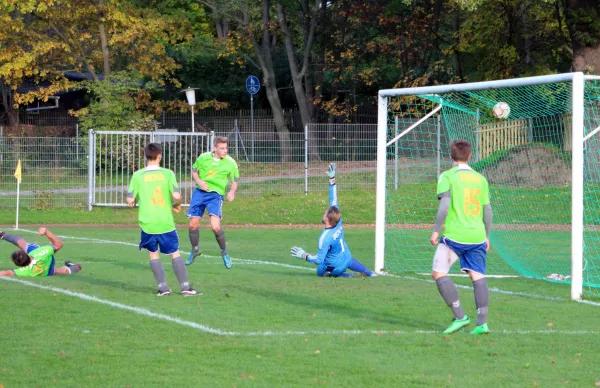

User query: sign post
[246,76,260,162]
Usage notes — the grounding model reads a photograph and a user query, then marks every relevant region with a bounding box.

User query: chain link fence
[0,124,378,209]
[0,136,88,210]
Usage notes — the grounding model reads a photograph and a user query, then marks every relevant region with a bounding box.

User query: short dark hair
[450,140,471,162]
[145,143,162,161]
[325,206,341,227]
[11,250,31,267]
[214,136,228,146]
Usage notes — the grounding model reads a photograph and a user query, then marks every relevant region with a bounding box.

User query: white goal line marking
[12,228,600,307]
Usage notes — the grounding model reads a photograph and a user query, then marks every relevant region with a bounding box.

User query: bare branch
[49,24,99,81]
[198,0,247,25]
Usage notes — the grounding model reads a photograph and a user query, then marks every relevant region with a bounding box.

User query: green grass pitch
[1,227,600,387]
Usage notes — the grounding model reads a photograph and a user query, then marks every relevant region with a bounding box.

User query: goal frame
[375,72,597,300]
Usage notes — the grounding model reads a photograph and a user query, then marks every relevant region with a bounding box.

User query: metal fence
[212,123,378,196]
[0,136,88,210]
[0,124,380,209]
[89,130,214,208]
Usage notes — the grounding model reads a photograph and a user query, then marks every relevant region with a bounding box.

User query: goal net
[375,73,600,299]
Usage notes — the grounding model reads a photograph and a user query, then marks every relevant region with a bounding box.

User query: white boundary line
[2,228,599,337]
[11,228,600,306]
[1,277,599,337]
[1,277,235,335]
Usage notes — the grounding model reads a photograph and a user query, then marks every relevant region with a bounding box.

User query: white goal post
[375,72,600,300]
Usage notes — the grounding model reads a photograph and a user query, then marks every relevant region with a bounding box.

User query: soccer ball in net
[492,102,510,119]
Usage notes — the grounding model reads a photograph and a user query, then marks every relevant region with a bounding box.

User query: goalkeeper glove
[290,246,309,260]
[328,163,336,184]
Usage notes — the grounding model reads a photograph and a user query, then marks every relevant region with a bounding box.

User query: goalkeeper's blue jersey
[314,182,352,269]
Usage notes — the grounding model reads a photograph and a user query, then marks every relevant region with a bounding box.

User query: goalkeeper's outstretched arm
[328,163,338,208]
[290,246,321,265]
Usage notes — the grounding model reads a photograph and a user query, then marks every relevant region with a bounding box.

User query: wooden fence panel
[476,119,529,159]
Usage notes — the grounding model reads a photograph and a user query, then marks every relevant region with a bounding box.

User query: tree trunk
[252,0,292,162]
[0,81,17,128]
[451,10,464,81]
[520,1,533,66]
[215,18,229,40]
[264,76,292,163]
[566,0,600,73]
[98,0,110,76]
[275,3,321,161]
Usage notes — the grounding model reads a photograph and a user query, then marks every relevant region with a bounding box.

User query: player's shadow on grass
[236,285,435,330]
[70,274,154,294]
[85,260,148,271]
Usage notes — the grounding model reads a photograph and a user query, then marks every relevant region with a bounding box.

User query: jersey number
[339,238,345,252]
[152,186,165,208]
[464,188,481,216]
[32,262,45,275]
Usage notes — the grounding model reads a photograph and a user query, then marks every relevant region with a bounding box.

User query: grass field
[1,226,600,387]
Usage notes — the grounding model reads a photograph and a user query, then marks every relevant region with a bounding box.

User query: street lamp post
[182,87,197,132]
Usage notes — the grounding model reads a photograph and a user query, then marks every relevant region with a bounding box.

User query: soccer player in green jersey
[127,143,199,296]
[430,140,492,335]
[186,136,239,268]
[0,227,82,277]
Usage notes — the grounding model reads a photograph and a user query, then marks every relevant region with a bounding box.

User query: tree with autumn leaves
[2,0,600,142]
[0,0,216,131]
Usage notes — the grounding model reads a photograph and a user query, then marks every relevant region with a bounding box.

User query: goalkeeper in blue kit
[290,164,375,277]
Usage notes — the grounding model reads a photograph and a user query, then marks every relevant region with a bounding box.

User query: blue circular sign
[246,76,260,95]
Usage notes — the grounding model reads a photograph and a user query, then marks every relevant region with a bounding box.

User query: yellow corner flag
[14,159,22,183]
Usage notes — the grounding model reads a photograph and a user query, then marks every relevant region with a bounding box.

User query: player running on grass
[185,136,239,269]
[0,227,82,277]
[290,163,376,278]
[430,140,492,335]
[127,143,199,296]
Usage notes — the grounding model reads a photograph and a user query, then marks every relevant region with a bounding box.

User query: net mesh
[384,79,600,296]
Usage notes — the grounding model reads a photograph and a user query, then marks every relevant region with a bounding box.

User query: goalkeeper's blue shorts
[441,236,487,275]
[317,263,349,277]
[187,189,223,219]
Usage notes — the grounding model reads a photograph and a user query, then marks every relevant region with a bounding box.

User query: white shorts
[432,243,459,273]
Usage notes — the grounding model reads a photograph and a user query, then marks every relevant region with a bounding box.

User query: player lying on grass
[290,163,376,278]
[0,227,82,277]
[430,140,492,335]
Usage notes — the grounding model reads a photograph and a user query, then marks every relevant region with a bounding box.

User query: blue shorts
[48,258,56,276]
[26,243,55,276]
[139,230,179,255]
[186,189,223,219]
[26,243,40,253]
[442,237,487,274]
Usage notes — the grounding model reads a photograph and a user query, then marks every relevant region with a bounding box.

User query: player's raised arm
[39,227,63,252]
[328,163,338,208]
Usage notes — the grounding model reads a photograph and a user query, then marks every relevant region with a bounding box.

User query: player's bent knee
[467,270,484,281]
[432,271,447,281]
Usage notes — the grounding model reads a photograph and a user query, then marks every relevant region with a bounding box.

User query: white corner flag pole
[14,159,22,230]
